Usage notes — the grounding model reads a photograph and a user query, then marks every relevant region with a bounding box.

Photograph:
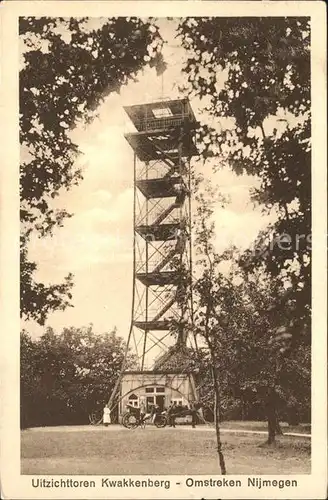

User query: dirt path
[24,424,311,438]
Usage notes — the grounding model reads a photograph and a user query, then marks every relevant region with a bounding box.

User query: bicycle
[89,409,103,425]
[122,407,167,429]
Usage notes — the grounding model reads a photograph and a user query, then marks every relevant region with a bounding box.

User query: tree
[20,330,40,429]
[178,17,311,345]
[192,185,310,452]
[20,16,164,324]
[20,326,136,428]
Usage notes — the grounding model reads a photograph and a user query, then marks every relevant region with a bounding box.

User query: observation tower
[108,98,200,418]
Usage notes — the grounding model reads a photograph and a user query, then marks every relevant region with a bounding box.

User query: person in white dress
[103,405,111,427]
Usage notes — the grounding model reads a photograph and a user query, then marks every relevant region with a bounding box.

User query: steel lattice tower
[124,98,198,370]
[105,99,199,417]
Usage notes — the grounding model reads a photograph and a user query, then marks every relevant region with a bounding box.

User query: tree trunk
[241,394,245,421]
[267,387,278,444]
[267,412,276,444]
[212,365,227,474]
[275,415,283,435]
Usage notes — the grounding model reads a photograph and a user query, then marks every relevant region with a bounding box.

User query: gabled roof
[153,343,195,372]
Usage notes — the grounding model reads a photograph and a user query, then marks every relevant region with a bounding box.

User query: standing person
[149,403,156,423]
[171,401,178,428]
[103,405,111,427]
[168,401,177,428]
[152,403,161,425]
[190,401,197,429]
[167,401,173,427]
[139,399,147,427]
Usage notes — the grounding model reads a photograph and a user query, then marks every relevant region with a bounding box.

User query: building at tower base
[119,343,199,420]
[119,371,197,419]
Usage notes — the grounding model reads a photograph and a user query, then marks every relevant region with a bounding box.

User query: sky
[23,18,274,342]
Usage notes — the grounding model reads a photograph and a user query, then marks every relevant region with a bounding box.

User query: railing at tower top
[132,114,192,133]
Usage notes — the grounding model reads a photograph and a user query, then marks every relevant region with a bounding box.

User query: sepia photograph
[0,1,326,499]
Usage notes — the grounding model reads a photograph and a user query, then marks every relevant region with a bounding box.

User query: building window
[128,393,139,408]
[172,398,184,406]
[145,386,165,394]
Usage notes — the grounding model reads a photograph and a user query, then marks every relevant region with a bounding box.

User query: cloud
[92,189,113,203]
[29,188,135,282]
[75,188,133,226]
[213,206,273,254]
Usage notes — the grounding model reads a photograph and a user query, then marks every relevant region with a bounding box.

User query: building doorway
[156,395,165,411]
[145,392,166,412]
[146,396,155,412]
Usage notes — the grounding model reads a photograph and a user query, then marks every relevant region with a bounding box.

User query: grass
[21,425,310,475]
[219,420,311,434]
